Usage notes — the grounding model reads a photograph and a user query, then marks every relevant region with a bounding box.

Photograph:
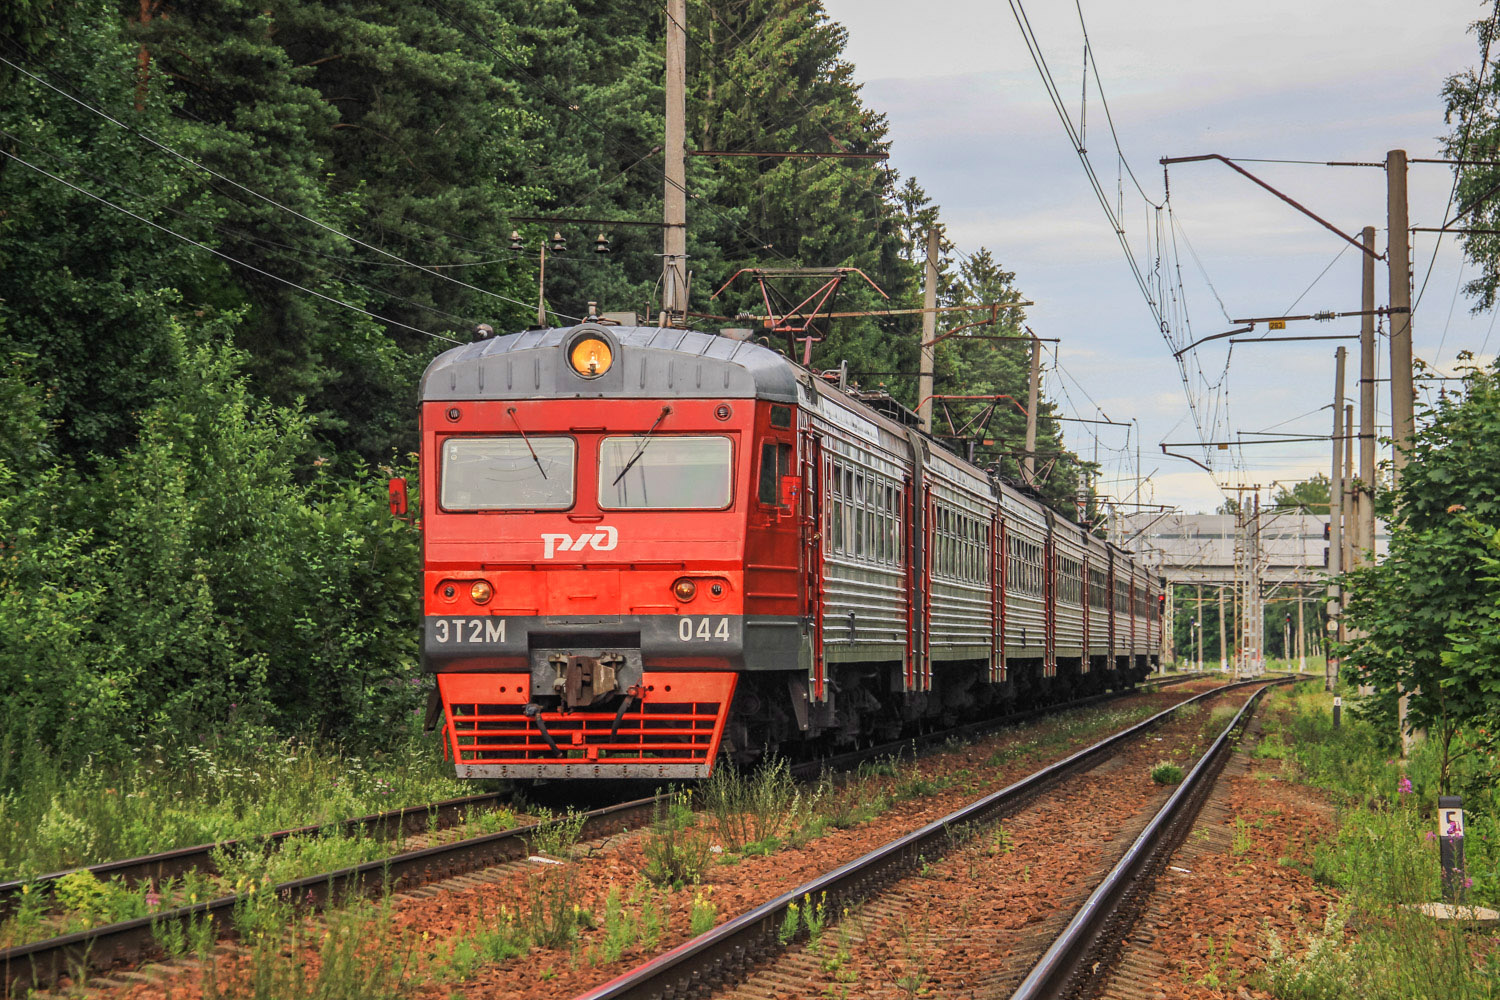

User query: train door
[1080,552,1091,674]
[1043,532,1057,677]
[799,428,826,701]
[1106,553,1117,666]
[989,511,1005,683]
[919,485,935,692]
[901,429,931,694]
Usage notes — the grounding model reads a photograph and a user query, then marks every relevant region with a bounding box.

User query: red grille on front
[437,673,735,765]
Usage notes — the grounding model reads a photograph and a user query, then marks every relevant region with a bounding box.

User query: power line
[0,50,582,325]
[1414,3,1500,321]
[0,144,463,345]
[422,0,795,268]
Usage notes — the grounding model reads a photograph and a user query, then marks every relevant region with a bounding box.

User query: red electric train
[413,323,1162,779]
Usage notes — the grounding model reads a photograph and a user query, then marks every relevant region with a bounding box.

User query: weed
[702,758,812,852]
[522,868,591,949]
[1231,817,1253,856]
[214,831,388,893]
[464,806,519,836]
[1191,931,1242,990]
[432,898,528,980]
[1150,761,1185,785]
[0,720,468,882]
[529,808,587,859]
[801,892,827,949]
[641,792,712,888]
[634,882,664,950]
[820,915,855,976]
[889,914,930,998]
[777,901,801,945]
[689,888,717,936]
[596,888,635,963]
[201,894,414,1000]
[1262,909,1355,1000]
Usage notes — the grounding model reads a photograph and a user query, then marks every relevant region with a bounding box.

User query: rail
[574,675,1269,1000]
[1008,677,1292,1000]
[0,670,1209,991]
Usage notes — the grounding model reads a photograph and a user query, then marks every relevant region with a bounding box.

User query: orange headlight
[568,337,613,378]
[672,578,697,602]
[470,580,494,604]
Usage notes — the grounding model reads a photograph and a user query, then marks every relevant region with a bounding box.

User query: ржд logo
[541,525,619,559]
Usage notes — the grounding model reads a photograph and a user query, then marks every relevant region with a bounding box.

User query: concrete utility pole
[1195,583,1204,672]
[918,228,940,434]
[1387,150,1414,483]
[1327,346,1346,693]
[1217,584,1227,672]
[1358,225,1377,565]
[662,0,689,324]
[1023,334,1042,484]
[1343,403,1355,586]
[1297,584,1307,672]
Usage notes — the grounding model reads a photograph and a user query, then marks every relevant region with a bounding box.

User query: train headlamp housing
[567,335,613,378]
[672,578,697,602]
[470,580,494,604]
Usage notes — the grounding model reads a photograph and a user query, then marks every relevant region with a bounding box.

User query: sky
[822,0,1496,514]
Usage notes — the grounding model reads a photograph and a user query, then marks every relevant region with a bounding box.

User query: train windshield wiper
[507,407,548,480]
[612,406,672,485]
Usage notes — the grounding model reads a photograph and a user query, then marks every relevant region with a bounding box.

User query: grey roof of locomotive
[420,324,798,404]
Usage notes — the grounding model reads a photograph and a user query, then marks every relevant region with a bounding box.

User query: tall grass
[0,713,468,879]
[1256,683,1500,999]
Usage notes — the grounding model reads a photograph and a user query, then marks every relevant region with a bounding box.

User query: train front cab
[419,325,803,779]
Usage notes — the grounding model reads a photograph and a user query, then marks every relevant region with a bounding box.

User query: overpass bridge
[1118,512,1387,587]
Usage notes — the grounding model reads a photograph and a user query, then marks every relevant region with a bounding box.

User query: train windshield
[598,435,733,509]
[440,436,576,510]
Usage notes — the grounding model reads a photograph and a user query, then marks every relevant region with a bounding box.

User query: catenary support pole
[1217,583,1227,672]
[662,0,688,323]
[1358,225,1377,564]
[1328,347,1346,693]
[918,228,939,433]
[1343,403,1355,588]
[1195,584,1203,671]
[1387,151,1413,483]
[1023,335,1042,485]
[1297,584,1307,672]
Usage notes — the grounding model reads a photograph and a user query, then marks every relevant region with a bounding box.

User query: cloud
[822,0,1494,512]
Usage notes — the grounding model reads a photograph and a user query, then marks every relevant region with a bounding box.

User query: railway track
[572,675,1287,1000]
[0,670,1211,993]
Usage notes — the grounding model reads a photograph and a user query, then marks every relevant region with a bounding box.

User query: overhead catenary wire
[0,145,463,345]
[1008,0,1234,493]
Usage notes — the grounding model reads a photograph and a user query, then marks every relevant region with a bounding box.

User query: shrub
[1150,762,1185,785]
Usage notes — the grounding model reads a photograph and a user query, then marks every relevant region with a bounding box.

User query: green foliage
[1337,362,1500,789]
[1150,761,1185,785]
[0,324,424,767]
[1271,474,1333,515]
[702,757,811,851]
[0,717,465,880]
[528,807,587,859]
[0,1,1098,833]
[688,888,717,936]
[641,791,712,888]
[1254,687,1500,998]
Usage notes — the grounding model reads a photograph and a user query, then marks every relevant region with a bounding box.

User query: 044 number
[678,617,731,642]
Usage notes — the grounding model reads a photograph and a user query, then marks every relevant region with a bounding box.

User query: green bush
[0,328,423,771]
[1150,762,1185,785]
